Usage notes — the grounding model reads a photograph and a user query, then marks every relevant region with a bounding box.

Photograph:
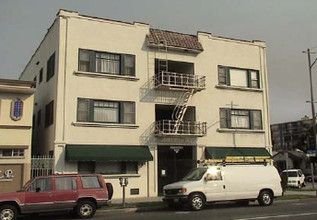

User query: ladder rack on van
[198,156,272,166]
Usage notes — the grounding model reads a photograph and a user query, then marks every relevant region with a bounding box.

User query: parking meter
[119,177,129,207]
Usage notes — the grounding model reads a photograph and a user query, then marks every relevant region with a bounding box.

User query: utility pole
[303,48,317,197]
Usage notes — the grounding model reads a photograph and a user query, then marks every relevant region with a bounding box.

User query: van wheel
[189,193,205,211]
[74,200,96,219]
[0,204,18,220]
[298,182,301,189]
[258,190,273,206]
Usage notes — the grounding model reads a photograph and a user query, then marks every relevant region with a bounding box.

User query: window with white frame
[0,149,24,157]
[220,108,262,130]
[79,49,135,76]
[218,66,260,89]
[77,98,135,124]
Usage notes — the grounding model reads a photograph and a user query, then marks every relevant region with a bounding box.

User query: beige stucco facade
[20,10,272,199]
[0,79,35,193]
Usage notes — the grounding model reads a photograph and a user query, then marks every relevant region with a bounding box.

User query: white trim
[215,85,263,92]
[102,174,140,179]
[217,128,265,134]
[72,122,139,129]
[74,71,139,81]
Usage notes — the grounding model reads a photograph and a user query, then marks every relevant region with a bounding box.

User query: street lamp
[303,48,317,197]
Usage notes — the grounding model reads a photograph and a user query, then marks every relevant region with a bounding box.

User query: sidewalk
[111,196,163,204]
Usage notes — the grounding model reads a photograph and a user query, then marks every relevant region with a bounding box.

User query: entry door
[158,146,195,194]
[24,177,54,213]
[204,169,226,201]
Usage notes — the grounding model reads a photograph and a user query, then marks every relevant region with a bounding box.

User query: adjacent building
[20,9,272,198]
[0,79,35,193]
[271,117,315,152]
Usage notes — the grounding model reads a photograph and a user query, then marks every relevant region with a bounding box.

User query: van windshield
[182,168,207,181]
[282,171,298,177]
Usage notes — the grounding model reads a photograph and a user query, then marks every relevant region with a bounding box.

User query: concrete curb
[96,206,166,217]
[96,198,317,217]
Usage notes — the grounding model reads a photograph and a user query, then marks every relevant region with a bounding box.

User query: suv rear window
[81,176,102,189]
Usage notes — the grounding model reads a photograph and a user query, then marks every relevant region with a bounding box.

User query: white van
[163,164,283,210]
[281,169,305,188]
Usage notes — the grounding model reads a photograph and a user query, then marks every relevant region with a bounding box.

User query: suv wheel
[75,200,96,219]
[258,190,273,206]
[0,205,18,220]
[189,193,205,211]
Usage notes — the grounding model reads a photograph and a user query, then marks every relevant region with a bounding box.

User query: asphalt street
[20,198,317,220]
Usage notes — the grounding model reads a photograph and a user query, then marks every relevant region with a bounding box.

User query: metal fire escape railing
[154,120,207,136]
[153,30,206,137]
[154,71,206,91]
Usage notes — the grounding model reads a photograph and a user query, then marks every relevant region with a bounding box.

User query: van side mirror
[36,187,41,192]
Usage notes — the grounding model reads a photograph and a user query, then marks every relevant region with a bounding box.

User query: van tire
[0,204,18,220]
[189,193,205,211]
[298,182,301,189]
[74,200,96,219]
[258,190,273,206]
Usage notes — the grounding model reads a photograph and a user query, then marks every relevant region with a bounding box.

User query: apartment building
[0,79,35,193]
[271,117,315,152]
[20,9,272,198]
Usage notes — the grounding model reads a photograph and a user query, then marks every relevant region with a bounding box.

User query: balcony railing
[154,71,206,91]
[154,120,207,137]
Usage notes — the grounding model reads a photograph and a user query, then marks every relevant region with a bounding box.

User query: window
[78,161,138,175]
[55,177,77,191]
[11,99,23,121]
[78,162,95,174]
[77,98,135,124]
[205,170,222,181]
[37,110,41,127]
[81,176,102,189]
[0,149,24,157]
[219,108,262,130]
[218,66,260,89]
[28,178,52,192]
[39,68,43,83]
[95,162,138,175]
[45,100,54,127]
[79,49,135,76]
[47,52,55,82]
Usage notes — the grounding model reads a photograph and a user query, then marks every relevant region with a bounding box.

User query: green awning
[66,145,153,162]
[205,147,271,159]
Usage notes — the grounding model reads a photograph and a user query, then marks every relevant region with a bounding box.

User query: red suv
[0,174,113,220]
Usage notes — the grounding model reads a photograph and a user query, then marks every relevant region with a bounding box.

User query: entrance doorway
[158,146,196,194]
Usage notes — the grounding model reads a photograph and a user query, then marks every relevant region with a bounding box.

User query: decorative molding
[0,125,31,129]
[217,128,265,134]
[0,145,28,149]
[72,122,139,129]
[215,85,263,93]
[74,71,140,81]
[102,174,140,179]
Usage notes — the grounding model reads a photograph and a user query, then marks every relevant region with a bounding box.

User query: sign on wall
[0,169,14,181]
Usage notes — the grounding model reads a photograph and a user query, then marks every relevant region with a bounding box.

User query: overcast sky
[1,0,317,124]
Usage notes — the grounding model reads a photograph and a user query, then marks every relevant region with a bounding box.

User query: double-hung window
[77,98,135,124]
[79,49,135,76]
[220,108,262,130]
[218,66,260,89]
